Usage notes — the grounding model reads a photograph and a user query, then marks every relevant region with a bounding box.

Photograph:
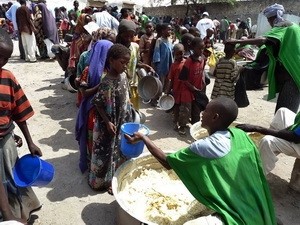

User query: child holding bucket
[90,44,131,194]
[0,28,42,221]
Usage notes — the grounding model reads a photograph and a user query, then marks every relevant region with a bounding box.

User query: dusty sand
[5,41,300,225]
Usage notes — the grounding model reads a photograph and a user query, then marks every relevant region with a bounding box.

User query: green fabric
[290,111,300,131]
[166,128,276,225]
[264,23,300,100]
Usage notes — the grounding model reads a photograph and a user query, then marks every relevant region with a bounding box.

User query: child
[203,28,214,57]
[89,44,131,194]
[166,43,186,131]
[180,33,194,58]
[117,19,153,110]
[139,21,155,66]
[75,39,114,173]
[211,43,239,100]
[152,23,174,91]
[179,37,208,133]
[0,28,42,221]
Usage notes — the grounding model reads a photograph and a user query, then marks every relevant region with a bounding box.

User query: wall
[143,0,300,24]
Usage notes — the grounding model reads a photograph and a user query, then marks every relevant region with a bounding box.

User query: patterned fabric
[211,57,238,100]
[0,69,34,137]
[33,10,47,58]
[89,73,129,190]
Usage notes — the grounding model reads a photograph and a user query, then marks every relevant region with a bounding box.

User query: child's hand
[28,143,43,157]
[14,134,23,147]
[125,132,144,144]
[106,122,116,136]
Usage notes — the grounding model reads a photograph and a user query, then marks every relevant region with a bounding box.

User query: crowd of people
[0,1,300,224]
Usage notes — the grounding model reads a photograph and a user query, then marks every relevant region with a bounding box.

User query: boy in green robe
[126,97,277,225]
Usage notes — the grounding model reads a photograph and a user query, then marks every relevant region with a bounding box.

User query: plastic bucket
[121,123,149,158]
[13,154,55,187]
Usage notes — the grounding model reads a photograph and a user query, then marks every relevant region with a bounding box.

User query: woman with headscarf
[37,3,59,59]
[33,3,47,59]
[227,3,300,113]
[75,28,115,174]
[67,13,92,77]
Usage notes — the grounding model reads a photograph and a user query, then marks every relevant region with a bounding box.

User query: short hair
[160,23,170,31]
[107,43,131,60]
[181,33,194,46]
[190,37,203,48]
[0,28,13,57]
[173,43,184,52]
[211,97,238,127]
[224,43,235,55]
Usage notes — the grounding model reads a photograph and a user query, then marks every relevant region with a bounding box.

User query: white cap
[202,12,209,17]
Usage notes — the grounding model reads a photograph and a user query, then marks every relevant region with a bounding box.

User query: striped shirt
[211,57,238,100]
[0,69,34,137]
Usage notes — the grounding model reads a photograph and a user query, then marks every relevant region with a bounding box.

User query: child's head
[0,28,13,68]
[160,23,172,38]
[107,44,131,75]
[201,97,238,133]
[189,27,200,37]
[145,22,154,35]
[206,28,214,38]
[117,19,137,47]
[173,43,184,61]
[224,43,236,59]
[191,37,205,57]
[180,33,194,51]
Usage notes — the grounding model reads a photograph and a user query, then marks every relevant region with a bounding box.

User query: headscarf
[38,3,59,44]
[75,39,113,173]
[263,3,285,24]
[74,13,88,34]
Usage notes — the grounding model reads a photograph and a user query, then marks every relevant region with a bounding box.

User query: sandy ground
[4,41,300,225]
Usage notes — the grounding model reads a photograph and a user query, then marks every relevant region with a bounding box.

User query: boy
[178,37,208,133]
[152,23,174,91]
[125,97,277,225]
[211,43,239,100]
[0,28,42,221]
[139,21,155,66]
[166,43,186,132]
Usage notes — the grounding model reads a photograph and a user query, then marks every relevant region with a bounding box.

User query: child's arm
[95,104,116,136]
[16,121,42,156]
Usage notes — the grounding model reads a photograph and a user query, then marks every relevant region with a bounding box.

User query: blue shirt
[5,2,21,31]
[190,130,231,158]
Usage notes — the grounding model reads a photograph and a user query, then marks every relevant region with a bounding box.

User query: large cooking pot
[137,72,162,101]
[112,153,209,225]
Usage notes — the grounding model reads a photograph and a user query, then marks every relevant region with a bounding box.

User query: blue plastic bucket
[121,123,149,158]
[13,154,55,187]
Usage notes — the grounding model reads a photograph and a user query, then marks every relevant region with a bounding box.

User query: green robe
[166,128,276,225]
[264,23,300,100]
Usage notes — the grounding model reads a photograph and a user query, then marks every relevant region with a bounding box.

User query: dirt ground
[5,41,300,225]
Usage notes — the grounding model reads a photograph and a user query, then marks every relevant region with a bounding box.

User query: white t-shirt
[190,130,231,158]
[196,18,215,39]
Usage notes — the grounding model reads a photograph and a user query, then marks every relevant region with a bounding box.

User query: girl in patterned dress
[89,44,131,194]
